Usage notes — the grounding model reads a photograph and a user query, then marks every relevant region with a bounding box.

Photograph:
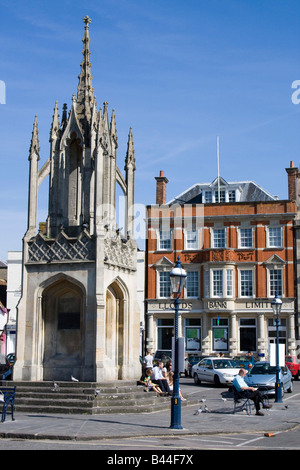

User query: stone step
[1,380,199,415]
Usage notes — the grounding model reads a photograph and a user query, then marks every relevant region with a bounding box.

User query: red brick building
[145,164,298,360]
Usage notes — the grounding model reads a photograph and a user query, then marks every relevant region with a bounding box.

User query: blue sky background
[0,0,300,262]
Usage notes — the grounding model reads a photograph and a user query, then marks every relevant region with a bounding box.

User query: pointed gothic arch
[41,275,85,381]
[105,277,129,379]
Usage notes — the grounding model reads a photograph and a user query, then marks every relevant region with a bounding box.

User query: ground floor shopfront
[146,298,297,360]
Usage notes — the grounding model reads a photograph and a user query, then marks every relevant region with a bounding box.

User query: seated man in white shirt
[151,361,172,395]
[232,368,272,416]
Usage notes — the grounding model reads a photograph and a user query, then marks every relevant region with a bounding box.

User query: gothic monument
[14,16,141,382]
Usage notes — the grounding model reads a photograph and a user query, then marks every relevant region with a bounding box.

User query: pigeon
[94,389,100,397]
[71,375,79,382]
[200,398,206,402]
[204,405,210,413]
[52,382,60,392]
[194,408,203,415]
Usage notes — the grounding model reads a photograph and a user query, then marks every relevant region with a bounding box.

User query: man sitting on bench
[232,368,272,416]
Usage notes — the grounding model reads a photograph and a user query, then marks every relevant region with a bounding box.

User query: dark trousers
[153,379,171,394]
[240,390,264,411]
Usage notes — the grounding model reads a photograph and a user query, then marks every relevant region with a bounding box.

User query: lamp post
[169,256,187,429]
[271,292,283,403]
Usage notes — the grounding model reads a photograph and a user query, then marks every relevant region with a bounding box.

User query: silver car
[245,361,293,396]
[192,357,239,386]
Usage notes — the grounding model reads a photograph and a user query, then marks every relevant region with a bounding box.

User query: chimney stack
[155,170,169,205]
[286,161,298,202]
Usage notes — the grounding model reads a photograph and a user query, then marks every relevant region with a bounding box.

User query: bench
[0,386,16,423]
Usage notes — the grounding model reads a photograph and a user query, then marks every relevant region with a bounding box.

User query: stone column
[287,312,297,355]
[257,313,266,360]
[229,313,237,357]
[201,313,210,355]
[146,312,155,351]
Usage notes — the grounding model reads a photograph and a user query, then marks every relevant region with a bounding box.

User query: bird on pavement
[51,382,60,392]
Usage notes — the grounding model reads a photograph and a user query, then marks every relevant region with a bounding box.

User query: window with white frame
[159,271,171,298]
[239,228,253,248]
[186,229,198,250]
[205,191,212,203]
[268,227,282,248]
[226,269,233,297]
[215,190,226,203]
[213,270,223,297]
[204,270,210,297]
[228,190,236,202]
[240,270,254,297]
[159,230,172,250]
[186,271,199,297]
[269,269,283,297]
[204,268,234,298]
[213,228,226,248]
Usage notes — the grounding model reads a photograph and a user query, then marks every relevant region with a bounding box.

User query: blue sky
[0,0,300,262]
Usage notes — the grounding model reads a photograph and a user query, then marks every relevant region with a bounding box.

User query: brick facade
[145,171,298,360]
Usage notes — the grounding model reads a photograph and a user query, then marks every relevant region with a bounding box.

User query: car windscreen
[250,364,276,375]
[212,360,235,369]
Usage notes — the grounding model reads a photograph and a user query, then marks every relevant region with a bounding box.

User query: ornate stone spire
[29,115,40,161]
[50,101,59,141]
[110,109,118,148]
[125,127,136,171]
[76,15,95,126]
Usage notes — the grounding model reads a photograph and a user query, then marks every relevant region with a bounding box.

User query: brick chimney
[286,161,298,202]
[155,170,169,205]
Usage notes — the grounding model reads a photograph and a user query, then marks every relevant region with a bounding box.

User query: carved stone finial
[83,15,92,26]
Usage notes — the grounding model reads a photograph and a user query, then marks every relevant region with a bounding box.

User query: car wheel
[287,381,293,393]
[214,375,221,387]
[194,373,201,384]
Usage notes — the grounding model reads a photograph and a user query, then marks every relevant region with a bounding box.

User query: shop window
[212,318,228,352]
[157,318,174,350]
[185,318,201,352]
[239,318,256,352]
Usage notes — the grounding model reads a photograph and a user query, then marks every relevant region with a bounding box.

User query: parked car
[192,357,239,386]
[233,355,256,370]
[153,350,172,367]
[184,355,206,377]
[0,353,11,380]
[245,361,293,395]
[285,355,300,380]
